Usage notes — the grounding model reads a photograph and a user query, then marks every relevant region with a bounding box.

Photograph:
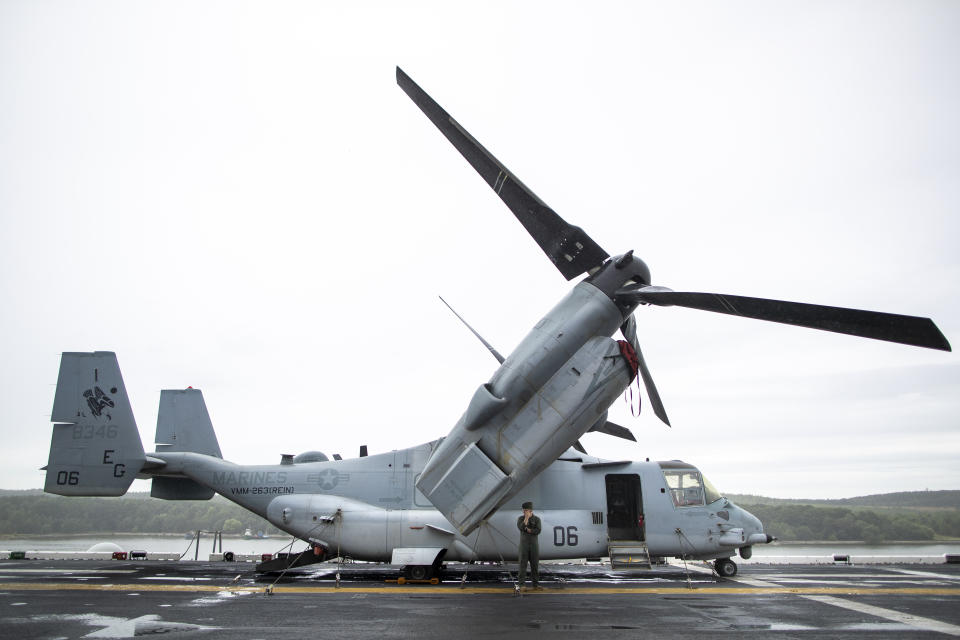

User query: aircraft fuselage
[154,441,768,563]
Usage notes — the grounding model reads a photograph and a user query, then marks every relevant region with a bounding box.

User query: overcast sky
[1,1,957,499]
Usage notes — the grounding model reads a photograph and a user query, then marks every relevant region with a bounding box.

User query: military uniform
[517,502,541,588]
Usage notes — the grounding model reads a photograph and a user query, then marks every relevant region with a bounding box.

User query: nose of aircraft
[734,502,776,544]
[741,506,762,532]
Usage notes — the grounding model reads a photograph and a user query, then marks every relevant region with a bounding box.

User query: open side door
[605,473,644,541]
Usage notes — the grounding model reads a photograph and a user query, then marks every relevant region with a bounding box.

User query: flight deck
[2,559,959,638]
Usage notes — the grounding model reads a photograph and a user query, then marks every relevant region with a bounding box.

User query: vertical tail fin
[150,388,221,500]
[154,389,222,458]
[44,351,145,496]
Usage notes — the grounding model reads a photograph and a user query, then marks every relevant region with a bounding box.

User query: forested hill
[1,490,958,542]
[727,490,960,509]
[0,492,279,537]
[6,489,956,504]
[727,491,960,543]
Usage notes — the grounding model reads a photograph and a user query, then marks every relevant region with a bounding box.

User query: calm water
[0,534,301,556]
[1,535,957,560]
[742,541,960,562]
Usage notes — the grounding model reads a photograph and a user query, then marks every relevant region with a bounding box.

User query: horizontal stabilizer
[45,352,144,496]
[151,476,215,500]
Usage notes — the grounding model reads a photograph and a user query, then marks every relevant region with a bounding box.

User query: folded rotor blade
[617,287,952,352]
[397,67,609,280]
[589,419,638,442]
[621,315,671,427]
[634,343,672,427]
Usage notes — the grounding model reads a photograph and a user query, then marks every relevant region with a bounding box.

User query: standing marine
[517,501,542,591]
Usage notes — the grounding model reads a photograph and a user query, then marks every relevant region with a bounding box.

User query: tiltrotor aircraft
[43,69,951,580]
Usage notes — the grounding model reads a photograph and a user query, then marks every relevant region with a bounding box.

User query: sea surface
[741,541,960,562]
[0,534,298,557]
[1,535,957,561]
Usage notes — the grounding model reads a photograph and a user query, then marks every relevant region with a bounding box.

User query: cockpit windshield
[661,465,724,507]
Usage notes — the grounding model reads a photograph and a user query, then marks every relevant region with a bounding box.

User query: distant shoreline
[1,533,957,544]
[0,532,275,540]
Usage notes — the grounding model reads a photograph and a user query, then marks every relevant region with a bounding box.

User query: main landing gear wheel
[407,565,429,580]
[714,558,738,577]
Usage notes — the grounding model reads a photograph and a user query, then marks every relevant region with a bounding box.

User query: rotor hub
[585,250,651,312]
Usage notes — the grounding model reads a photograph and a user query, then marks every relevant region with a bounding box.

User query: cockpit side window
[663,470,706,507]
[702,474,723,504]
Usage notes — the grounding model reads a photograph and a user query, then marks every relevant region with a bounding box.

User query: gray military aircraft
[43,69,950,580]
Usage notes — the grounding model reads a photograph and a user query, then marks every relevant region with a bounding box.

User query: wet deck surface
[1,559,959,638]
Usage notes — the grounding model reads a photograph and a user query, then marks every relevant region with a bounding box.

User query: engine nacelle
[417,333,633,535]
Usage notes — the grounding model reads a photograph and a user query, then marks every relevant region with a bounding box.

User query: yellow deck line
[1,582,959,596]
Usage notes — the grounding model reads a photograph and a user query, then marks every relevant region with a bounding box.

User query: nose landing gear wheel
[714,558,738,577]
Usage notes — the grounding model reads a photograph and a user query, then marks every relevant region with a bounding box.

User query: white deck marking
[0,569,135,574]
[775,578,941,587]
[729,575,780,588]
[760,572,946,579]
[803,594,960,637]
[887,568,960,582]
